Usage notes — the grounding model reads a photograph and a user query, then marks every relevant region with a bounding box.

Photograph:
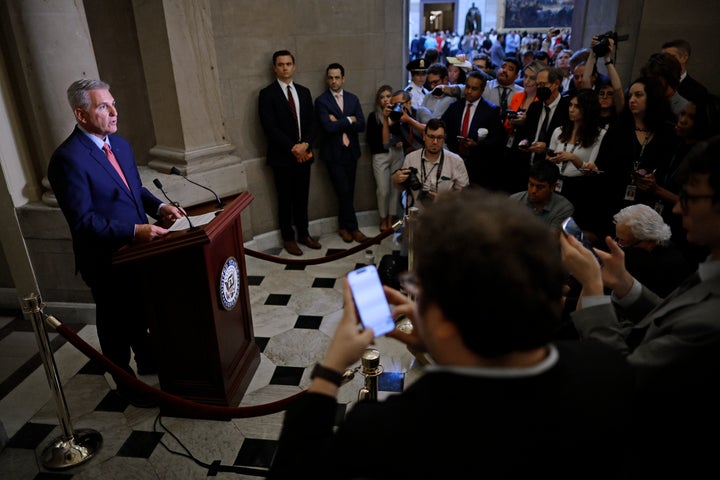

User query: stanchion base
[41,428,103,470]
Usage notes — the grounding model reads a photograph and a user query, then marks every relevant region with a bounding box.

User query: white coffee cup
[477,128,489,140]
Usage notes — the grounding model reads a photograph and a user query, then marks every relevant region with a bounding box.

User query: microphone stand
[170,167,224,208]
[153,178,195,230]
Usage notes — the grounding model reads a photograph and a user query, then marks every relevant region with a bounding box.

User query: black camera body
[390,102,406,122]
[402,167,422,191]
[592,31,629,57]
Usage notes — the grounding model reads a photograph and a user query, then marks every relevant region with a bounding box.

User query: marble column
[4,0,100,206]
[131,0,239,175]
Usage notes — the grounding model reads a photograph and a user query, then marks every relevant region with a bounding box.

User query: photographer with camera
[391,118,469,210]
[387,89,433,156]
[581,34,625,113]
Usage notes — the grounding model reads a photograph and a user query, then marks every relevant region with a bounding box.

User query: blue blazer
[258,81,317,167]
[314,89,366,161]
[48,127,162,282]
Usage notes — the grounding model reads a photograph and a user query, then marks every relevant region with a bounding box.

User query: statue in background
[465,2,482,34]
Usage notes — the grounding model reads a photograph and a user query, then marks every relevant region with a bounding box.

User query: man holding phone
[442,71,504,189]
[559,135,720,477]
[269,189,633,479]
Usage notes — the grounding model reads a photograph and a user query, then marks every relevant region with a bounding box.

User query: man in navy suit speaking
[315,63,368,243]
[48,79,184,406]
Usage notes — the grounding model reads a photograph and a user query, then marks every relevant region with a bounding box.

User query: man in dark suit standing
[514,67,569,166]
[315,63,368,243]
[442,70,504,189]
[48,79,184,406]
[259,50,320,256]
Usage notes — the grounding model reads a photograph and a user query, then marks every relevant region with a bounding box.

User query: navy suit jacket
[442,97,504,157]
[258,81,317,167]
[48,127,162,282]
[314,89,366,161]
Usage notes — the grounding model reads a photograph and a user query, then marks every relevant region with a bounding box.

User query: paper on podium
[168,210,223,232]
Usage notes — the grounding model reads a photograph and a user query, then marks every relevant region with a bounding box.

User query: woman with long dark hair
[546,88,606,237]
[592,76,677,240]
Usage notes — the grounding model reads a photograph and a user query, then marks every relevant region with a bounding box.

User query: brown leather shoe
[299,236,321,249]
[338,229,353,243]
[283,240,303,256]
[351,229,368,242]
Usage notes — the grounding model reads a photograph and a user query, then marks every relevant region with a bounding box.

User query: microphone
[153,178,194,230]
[170,167,223,208]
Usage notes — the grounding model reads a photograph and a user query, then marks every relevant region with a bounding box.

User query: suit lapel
[78,132,136,202]
[638,278,720,329]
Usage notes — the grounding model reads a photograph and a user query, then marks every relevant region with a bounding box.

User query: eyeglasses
[597,91,614,98]
[536,81,549,88]
[614,237,640,248]
[426,134,445,141]
[679,190,715,210]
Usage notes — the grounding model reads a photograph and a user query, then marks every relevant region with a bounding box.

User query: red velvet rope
[53,322,305,420]
[48,228,399,420]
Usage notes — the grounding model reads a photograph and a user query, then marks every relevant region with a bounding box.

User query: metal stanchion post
[21,293,102,470]
[406,206,420,274]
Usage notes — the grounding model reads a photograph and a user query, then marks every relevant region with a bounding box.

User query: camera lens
[390,102,405,122]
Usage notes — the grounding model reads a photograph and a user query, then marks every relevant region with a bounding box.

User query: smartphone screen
[347,265,396,337]
[561,217,603,266]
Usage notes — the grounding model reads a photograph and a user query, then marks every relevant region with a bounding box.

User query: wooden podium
[113,192,259,406]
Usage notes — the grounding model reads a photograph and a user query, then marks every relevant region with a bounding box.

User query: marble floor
[0,223,424,479]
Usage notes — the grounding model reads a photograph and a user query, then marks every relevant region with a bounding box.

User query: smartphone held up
[561,217,603,266]
[347,265,396,337]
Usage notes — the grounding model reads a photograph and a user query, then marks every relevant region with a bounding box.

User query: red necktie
[336,93,350,147]
[103,144,129,189]
[287,85,300,141]
[459,102,472,156]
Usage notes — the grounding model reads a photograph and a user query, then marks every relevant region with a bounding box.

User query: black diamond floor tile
[269,366,304,386]
[77,359,106,375]
[284,264,305,271]
[94,390,130,412]
[247,275,264,286]
[312,277,336,288]
[234,438,277,469]
[295,315,322,329]
[7,422,56,449]
[116,430,164,458]
[255,336,270,352]
[264,294,291,306]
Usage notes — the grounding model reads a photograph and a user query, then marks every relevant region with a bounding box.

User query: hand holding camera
[389,102,408,122]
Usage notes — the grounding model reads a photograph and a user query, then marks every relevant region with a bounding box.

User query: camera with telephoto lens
[390,102,406,122]
[592,31,629,57]
[402,167,422,191]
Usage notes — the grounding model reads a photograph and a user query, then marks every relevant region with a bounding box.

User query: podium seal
[219,256,240,310]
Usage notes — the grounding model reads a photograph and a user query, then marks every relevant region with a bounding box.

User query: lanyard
[420,148,445,191]
[559,142,578,174]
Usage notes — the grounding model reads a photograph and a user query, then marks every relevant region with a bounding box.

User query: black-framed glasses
[425,134,445,142]
[614,237,640,248]
[679,190,714,210]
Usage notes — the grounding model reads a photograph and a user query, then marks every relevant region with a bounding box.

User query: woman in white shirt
[547,88,607,239]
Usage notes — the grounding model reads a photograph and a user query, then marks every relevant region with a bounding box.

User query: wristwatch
[310,363,344,386]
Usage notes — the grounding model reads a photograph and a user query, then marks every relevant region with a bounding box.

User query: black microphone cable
[153,178,195,230]
[170,167,224,208]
